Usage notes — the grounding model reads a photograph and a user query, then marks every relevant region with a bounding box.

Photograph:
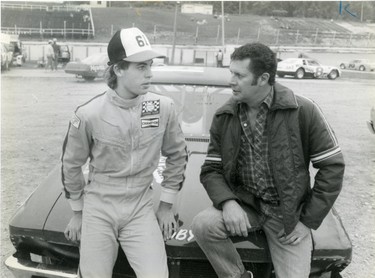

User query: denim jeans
[192,206,312,278]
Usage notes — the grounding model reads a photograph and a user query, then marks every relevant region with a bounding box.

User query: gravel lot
[1,67,375,277]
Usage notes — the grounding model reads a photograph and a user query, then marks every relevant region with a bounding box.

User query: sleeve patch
[71,114,81,129]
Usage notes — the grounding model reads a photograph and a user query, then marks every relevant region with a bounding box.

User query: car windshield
[282,59,299,64]
[81,53,108,65]
[307,60,320,66]
[149,84,232,136]
[60,45,68,51]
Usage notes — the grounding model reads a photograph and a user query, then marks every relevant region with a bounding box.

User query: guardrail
[1,28,93,35]
[1,3,88,12]
[1,27,94,38]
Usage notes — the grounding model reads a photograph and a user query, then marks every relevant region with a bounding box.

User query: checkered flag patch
[141,100,160,116]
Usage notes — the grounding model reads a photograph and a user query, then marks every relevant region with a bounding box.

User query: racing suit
[61,88,188,278]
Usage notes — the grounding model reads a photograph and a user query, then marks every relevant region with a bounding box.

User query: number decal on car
[171,229,195,242]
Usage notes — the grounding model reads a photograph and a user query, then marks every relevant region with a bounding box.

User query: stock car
[6,67,352,278]
[339,59,375,72]
[64,52,108,81]
[277,58,341,80]
[64,52,165,81]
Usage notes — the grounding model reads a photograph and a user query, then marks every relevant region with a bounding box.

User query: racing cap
[107,27,165,65]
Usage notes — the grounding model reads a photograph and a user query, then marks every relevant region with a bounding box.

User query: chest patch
[141,118,159,128]
[141,100,160,117]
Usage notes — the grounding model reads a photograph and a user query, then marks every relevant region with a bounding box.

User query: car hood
[9,156,351,264]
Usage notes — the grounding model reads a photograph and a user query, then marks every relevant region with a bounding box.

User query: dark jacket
[200,82,345,234]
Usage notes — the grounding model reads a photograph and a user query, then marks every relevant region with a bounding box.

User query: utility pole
[361,1,364,22]
[171,2,179,65]
[221,1,225,52]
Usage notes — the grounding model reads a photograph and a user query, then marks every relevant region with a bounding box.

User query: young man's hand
[156,201,178,241]
[222,200,251,237]
[64,211,83,242]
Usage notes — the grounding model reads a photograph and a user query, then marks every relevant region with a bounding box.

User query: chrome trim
[5,255,77,278]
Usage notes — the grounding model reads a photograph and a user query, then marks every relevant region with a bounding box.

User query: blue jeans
[192,206,312,278]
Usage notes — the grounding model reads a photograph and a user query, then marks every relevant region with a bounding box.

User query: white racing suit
[61,89,188,278]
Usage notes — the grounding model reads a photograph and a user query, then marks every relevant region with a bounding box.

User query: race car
[339,59,375,72]
[64,52,108,81]
[64,52,165,81]
[277,58,341,80]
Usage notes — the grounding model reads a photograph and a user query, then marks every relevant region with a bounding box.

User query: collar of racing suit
[107,88,145,109]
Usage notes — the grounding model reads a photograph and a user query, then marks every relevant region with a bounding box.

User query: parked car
[64,52,108,81]
[1,43,13,70]
[339,59,375,71]
[57,44,71,65]
[277,58,341,80]
[6,66,352,278]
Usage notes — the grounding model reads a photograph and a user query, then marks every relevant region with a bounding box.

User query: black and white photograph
[1,1,374,278]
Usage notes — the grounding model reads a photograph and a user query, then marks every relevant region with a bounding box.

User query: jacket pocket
[139,127,164,147]
[91,132,130,173]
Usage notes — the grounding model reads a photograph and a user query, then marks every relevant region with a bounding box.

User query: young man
[192,43,345,278]
[62,27,188,278]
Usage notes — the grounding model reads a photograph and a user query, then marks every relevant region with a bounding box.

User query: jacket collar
[217,82,298,115]
[106,88,144,109]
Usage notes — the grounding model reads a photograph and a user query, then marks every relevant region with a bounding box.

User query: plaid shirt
[237,88,282,218]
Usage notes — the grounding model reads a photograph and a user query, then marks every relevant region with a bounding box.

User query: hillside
[2,5,374,47]
[91,7,359,45]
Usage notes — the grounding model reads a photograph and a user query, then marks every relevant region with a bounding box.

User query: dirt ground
[1,67,375,277]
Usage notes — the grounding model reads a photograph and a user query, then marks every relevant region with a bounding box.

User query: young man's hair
[231,43,277,85]
[104,60,130,89]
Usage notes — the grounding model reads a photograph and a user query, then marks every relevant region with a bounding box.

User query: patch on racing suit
[141,100,160,117]
[141,118,159,128]
[71,114,81,129]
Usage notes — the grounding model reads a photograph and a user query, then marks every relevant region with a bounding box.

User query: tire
[340,63,346,69]
[359,65,366,71]
[328,70,338,80]
[294,68,305,79]
[277,73,285,78]
[83,76,95,81]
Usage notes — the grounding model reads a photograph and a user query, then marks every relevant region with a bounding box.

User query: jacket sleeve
[160,101,188,204]
[200,115,239,209]
[61,111,91,211]
[300,102,345,229]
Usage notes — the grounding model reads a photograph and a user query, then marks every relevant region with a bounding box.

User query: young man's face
[117,60,153,98]
[229,58,262,105]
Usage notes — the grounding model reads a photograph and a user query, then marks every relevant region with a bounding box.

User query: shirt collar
[263,86,274,109]
[238,86,274,112]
